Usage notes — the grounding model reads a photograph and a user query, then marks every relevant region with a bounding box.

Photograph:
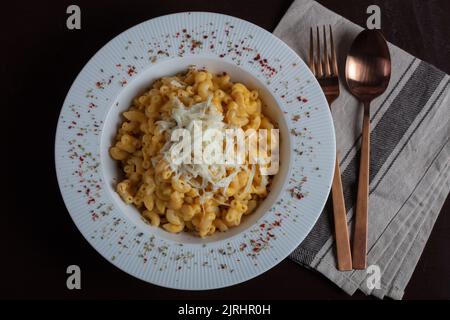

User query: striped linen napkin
[274,0,450,299]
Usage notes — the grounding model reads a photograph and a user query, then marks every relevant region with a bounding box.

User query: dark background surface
[2,0,449,299]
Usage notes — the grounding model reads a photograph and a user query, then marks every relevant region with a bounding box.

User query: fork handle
[331,155,352,271]
[353,102,370,269]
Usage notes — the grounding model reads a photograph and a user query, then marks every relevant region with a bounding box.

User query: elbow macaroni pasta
[110,68,277,237]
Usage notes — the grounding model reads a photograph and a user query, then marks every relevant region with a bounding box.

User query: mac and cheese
[110,68,277,237]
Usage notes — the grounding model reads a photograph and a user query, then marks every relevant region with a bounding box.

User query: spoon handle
[353,102,370,269]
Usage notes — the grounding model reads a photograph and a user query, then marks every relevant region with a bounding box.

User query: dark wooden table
[3,0,449,299]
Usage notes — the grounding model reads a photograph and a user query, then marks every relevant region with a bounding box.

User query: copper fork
[309,25,352,271]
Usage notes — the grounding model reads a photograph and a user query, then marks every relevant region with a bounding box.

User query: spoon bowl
[346,30,391,102]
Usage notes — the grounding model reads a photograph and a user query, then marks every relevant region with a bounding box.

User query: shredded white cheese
[169,79,186,88]
[152,97,247,203]
[244,165,256,194]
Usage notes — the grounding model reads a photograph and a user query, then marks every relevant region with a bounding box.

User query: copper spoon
[345,29,391,269]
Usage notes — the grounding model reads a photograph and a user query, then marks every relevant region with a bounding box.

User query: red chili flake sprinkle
[210,44,214,49]
[79,156,84,162]
[91,212,99,221]
[186,34,191,39]
[127,65,137,76]
[290,187,305,199]
[253,54,277,77]
[260,223,265,228]
[182,28,187,33]
[88,198,95,205]
[190,40,202,51]
[281,95,285,98]
[219,54,225,58]
[95,81,104,89]
[303,98,308,103]
[116,64,121,68]
[203,35,208,39]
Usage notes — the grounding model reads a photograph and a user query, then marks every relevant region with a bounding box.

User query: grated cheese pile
[152,97,256,204]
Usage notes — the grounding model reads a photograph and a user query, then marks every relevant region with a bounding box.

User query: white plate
[55,12,335,290]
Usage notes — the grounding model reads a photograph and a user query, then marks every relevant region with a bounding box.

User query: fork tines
[309,25,338,78]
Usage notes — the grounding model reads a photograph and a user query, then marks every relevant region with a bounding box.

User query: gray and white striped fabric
[274,0,450,299]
